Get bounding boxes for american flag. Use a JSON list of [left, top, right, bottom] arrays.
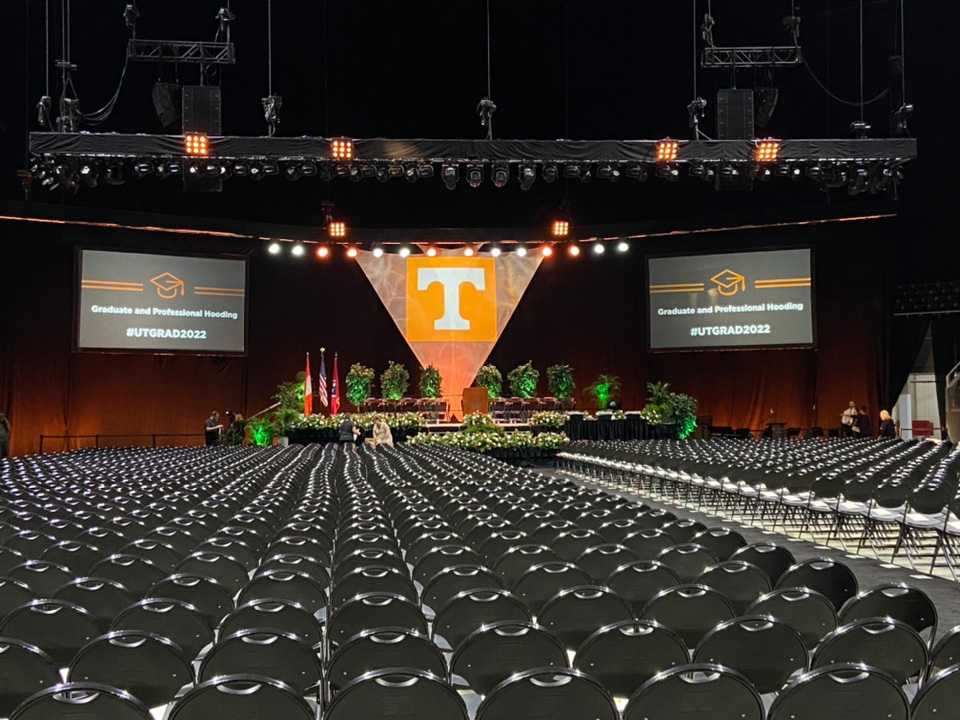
[[317, 351, 329, 408]]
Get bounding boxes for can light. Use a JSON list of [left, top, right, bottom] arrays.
[[316, 246, 330, 259], [372, 246, 384, 258], [616, 240, 630, 253], [346, 246, 359, 259], [267, 242, 282, 255], [426, 246, 438, 257], [515, 245, 528, 257], [399, 246, 411, 258], [291, 244, 306, 257], [541, 245, 554, 258], [592, 243, 606, 255], [567, 244, 581, 257], [463, 246, 475, 257]]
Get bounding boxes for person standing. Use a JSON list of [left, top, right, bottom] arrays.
[[841, 401, 858, 437], [879, 410, 896, 438], [0, 413, 10, 458], [204, 411, 222, 447], [853, 406, 872, 439]]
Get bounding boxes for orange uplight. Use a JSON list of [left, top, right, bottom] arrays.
[[426, 246, 438, 257], [541, 245, 554, 257], [656, 139, 679, 163], [183, 133, 209, 157], [316, 245, 330, 259], [346, 246, 358, 258], [328, 221, 347, 238], [567, 243, 581, 257], [551, 219, 570, 238], [330, 138, 354, 161], [755, 139, 781, 163]]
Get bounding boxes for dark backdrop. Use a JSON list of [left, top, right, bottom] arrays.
[[0, 214, 892, 455]]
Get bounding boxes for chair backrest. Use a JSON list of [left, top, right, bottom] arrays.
[[331, 565, 415, 610], [621, 529, 676, 561], [623, 663, 764, 720], [433, 588, 531, 650], [912, 663, 960, 720], [776, 558, 858, 610], [605, 560, 681, 615], [641, 584, 736, 649], [328, 628, 447, 693], [690, 528, 747, 561], [928, 626, 960, 680], [767, 663, 909, 720], [54, 577, 134, 631], [539, 585, 634, 650], [747, 587, 838, 650], [0, 577, 35, 618], [573, 619, 688, 697], [476, 668, 618, 720], [199, 628, 321, 695], [68, 630, 193, 707], [512, 562, 592, 613], [0, 637, 59, 718], [168, 674, 314, 720], [0, 599, 100, 665], [11, 682, 153, 720], [693, 615, 808, 694], [576, 544, 640, 581], [111, 598, 213, 661], [730, 543, 796, 585], [149, 574, 234, 626], [450, 621, 568, 695], [326, 668, 468, 720], [219, 598, 322, 647], [838, 584, 938, 642], [422, 564, 503, 612], [662, 520, 708, 545], [413, 545, 481, 585], [696, 561, 771, 614], [656, 544, 719, 583], [8, 560, 73, 597], [328, 592, 428, 647], [812, 618, 928, 685], [92, 555, 166, 595], [176, 552, 249, 593]]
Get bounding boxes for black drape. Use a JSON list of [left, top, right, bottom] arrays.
[[932, 315, 960, 437], [884, 317, 931, 413]]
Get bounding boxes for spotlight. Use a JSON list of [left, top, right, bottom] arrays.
[[656, 164, 680, 182], [656, 139, 679, 162], [334, 163, 351, 179], [359, 164, 377, 180], [515, 245, 528, 257], [267, 242, 282, 255], [183, 133, 209, 157], [376, 164, 390, 183], [399, 246, 411, 258], [318, 163, 333, 181], [541, 245, 554, 258], [441, 164, 459, 190], [519, 164, 536, 191], [349, 165, 362, 182], [404, 164, 418, 183], [133, 161, 154, 179], [567, 243, 581, 257], [79, 162, 99, 188], [232, 162, 249, 177], [262, 161, 280, 178], [300, 161, 318, 178], [417, 164, 434, 179], [329, 221, 347, 239], [316, 245, 330, 259], [597, 164, 620, 182], [492, 163, 509, 188], [755, 139, 781, 163], [249, 164, 264, 181], [346, 246, 359, 259], [104, 162, 125, 185], [551, 219, 570, 238], [489, 245, 502, 257], [466, 164, 483, 188], [616, 240, 630, 253], [387, 164, 404, 180], [291, 244, 306, 257], [719, 164, 740, 180], [425, 246, 438, 257], [625, 163, 648, 182], [592, 243, 605, 255], [563, 165, 581, 180], [330, 138, 354, 161], [372, 246, 385, 258], [542, 164, 559, 183], [463, 246, 475, 257], [689, 163, 714, 182], [284, 163, 302, 181]]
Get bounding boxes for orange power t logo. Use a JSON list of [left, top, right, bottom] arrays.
[[406, 257, 497, 341]]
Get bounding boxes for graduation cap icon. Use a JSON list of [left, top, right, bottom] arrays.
[[150, 272, 185, 300], [710, 268, 747, 297]]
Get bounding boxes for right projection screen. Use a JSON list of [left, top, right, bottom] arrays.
[[648, 248, 815, 351]]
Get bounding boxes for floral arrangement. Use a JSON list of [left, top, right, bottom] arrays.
[[408, 430, 569, 453], [474, 365, 503, 400], [462, 412, 500, 434], [530, 411, 568, 429], [290, 412, 425, 431]]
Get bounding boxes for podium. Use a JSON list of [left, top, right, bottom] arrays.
[[462, 387, 490, 417]]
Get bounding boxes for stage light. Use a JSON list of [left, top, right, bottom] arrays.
[[464, 246, 475, 257], [318, 163, 333, 181], [346, 246, 359, 259], [399, 246, 411, 258], [755, 139, 781, 163], [328, 221, 347, 238], [597, 164, 620, 182], [689, 163, 715, 182], [519, 164, 536, 191], [133, 161, 154, 179], [359, 164, 377, 180], [541, 245, 554, 258], [492, 163, 509, 188], [625, 163, 648, 182], [249, 164, 264, 181], [349, 165, 362, 182], [334, 163, 351, 179], [262, 161, 280, 178], [316, 245, 330, 259], [466, 164, 483, 188], [567, 243, 581, 257], [656, 139, 679, 163], [616, 240, 630, 253], [267, 242, 282, 255], [232, 162, 249, 177], [489, 245, 502, 257], [425, 246, 438, 257], [376, 164, 390, 183], [515, 245, 528, 257], [417, 164, 434, 179], [542, 164, 559, 183], [441, 163, 459, 190], [79, 162, 99, 188], [330, 138, 354, 161], [104, 162, 125, 185], [387, 164, 404, 180], [563, 165, 581, 180], [184, 133, 209, 158], [291, 244, 306, 257], [592, 243, 605, 255], [372, 246, 385, 258], [284, 163, 302, 181], [551, 219, 570, 238], [656, 164, 680, 182], [404, 164, 418, 183], [300, 161, 318, 178]]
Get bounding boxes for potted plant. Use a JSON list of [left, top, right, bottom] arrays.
[[419, 365, 442, 399], [271, 373, 306, 446], [587, 374, 621, 410], [546, 364, 575, 404], [641, 381, 698, 439], [474, 365, 503, 399], [346, 364, 376, 410], [507, 361, 539, 398], [380, 361, 410, 401]]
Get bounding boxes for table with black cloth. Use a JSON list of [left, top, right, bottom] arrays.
[[562, 413, 649, 442]]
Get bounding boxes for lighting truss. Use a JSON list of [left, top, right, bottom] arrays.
[[126, 39, 236, 65], [702, 46, 802, 69]]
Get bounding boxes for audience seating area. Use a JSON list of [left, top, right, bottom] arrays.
[[0, 442, 959, 719], [559, 437, 960, 581]]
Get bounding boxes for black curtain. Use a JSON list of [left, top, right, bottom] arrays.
[[884, 317, 930, 413], [932, 315, 960, 437]]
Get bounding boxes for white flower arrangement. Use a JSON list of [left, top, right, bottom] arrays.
[[530, 411, 568, 428]]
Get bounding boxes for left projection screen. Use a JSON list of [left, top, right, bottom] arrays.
[[77, 249, 247, 354]]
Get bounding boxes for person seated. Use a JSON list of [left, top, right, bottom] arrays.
[[367, 416, 394, 448], [879, 409, 896, 438], [338, 417, 361, 445]]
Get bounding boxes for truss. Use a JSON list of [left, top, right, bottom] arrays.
[[127, 39, 236, 65], [702, 46, 802, 69]]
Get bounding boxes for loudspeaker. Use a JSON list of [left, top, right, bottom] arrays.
[[151, 82, 181, 129], [717, 89, 755, 140], [182, 85, 222, 135]]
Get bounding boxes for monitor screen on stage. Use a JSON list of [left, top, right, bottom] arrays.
[[648, 248, 814, 351], [77, 249, 247, 354]]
